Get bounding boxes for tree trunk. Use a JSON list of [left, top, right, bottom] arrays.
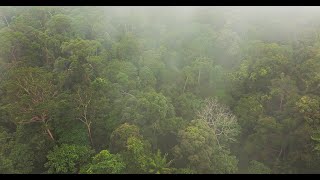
[[183, 76, 188, 94], [87, 123, 94, 147], [105, 31, 111, 39], [277, 147, 282, 160], [42, 114, 54, 141], [48, 11, 53, 17], [11, 47, 17, 63], [46, 127, 55, 141], [124, 24, 127, 33], [45, 47, 49, 66], [279, 95, 284, 111], [2, 15, 9, 27], [198, 69, 201, 85]]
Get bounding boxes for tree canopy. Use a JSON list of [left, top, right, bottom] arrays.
[[1, 6, 320, 174]]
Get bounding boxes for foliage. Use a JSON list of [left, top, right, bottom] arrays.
[[81, 150, 125, 174], [1, 6, 320, 174], [45, 144, 94, 173]]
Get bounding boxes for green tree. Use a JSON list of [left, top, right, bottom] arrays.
[[45, 144, 94, 174], [148, 149, 173, 174], [81, 150, 125, 174], [248, 160, 271, 174], [3, 67, 58, 141], [109, 123, 142, 153], [173, 119, 238, 173]]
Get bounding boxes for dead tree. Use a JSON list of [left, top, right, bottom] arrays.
[[76, 88, 94, 146], [197, 98, 239, 147]]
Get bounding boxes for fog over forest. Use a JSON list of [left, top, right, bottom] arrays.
[[0, 6, 320, 174]]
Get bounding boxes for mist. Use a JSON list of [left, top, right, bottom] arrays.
[[0, 6, 320, 174]]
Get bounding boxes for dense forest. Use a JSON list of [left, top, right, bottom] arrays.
[[0, 6, 320, 174]]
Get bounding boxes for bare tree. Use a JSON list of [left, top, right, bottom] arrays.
[[197, 98, 240, 147], [76, 88, 94, 146], [0, 11, 10, 27], [12, 69, 57, 141]]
